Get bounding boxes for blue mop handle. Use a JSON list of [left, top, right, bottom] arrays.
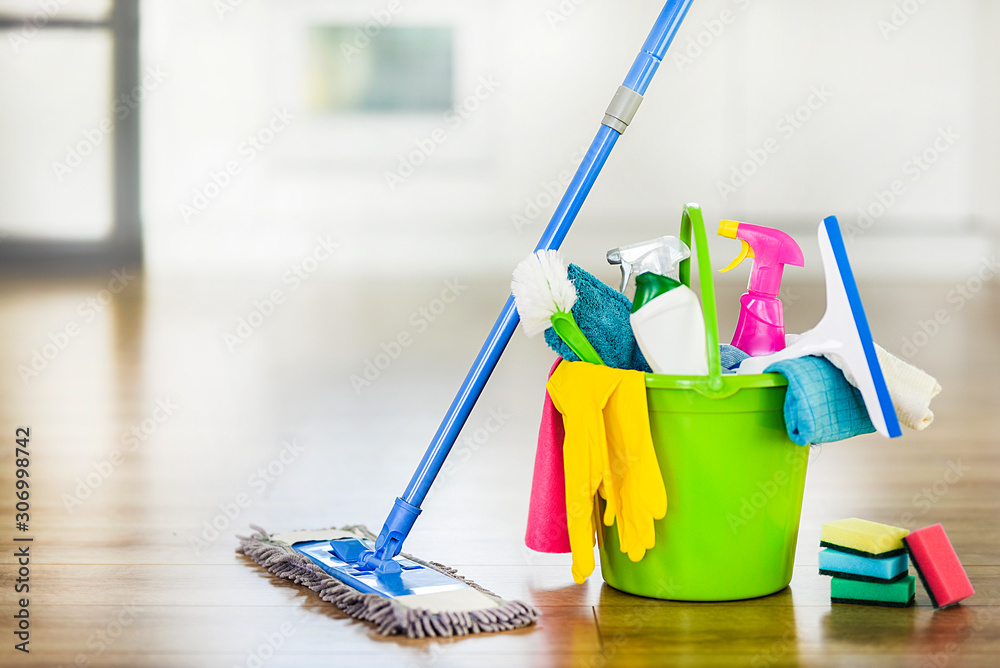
[[368, 0, 695, 563]]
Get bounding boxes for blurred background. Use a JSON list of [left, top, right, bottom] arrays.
[[2, 0, 997, 279]]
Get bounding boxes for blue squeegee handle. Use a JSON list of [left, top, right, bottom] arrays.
[[365, 0, 695, 566]]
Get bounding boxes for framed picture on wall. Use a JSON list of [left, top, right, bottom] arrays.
[[266, 0, 503, 181]]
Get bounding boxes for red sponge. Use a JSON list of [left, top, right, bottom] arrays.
[[903, 524, 975, 609]]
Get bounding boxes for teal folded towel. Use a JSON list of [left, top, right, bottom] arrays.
[[543, 264, 651, 372], [767, 356, 875, 446], [723, 347, 875, 446]]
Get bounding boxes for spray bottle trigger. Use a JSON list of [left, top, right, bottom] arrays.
[[719, 241, 754, 273]]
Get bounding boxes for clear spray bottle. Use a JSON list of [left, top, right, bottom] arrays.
[[627, 239, 709, 376]]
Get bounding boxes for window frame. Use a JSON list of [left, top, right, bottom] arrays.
[[0, 0, 141, 270]]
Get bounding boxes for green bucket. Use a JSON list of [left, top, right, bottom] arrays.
[[596, 205, 809, 601]]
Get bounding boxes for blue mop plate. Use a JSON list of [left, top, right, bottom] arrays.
[[242, 527, 533, 635], [294, 538, 472, 599]]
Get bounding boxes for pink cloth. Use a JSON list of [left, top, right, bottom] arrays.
[[525, 358, 571, 553]]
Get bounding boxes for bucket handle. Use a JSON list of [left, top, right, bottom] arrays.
[[678, 204, 725, 395]]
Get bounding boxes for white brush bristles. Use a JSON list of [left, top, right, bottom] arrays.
[[511, 250, 578, 337]]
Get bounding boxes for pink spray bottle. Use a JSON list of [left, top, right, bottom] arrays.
[[718, 220, 805, 357]]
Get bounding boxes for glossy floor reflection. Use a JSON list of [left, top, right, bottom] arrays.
[[0, 270, 997, 667]]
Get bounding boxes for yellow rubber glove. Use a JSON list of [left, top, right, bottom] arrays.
[[547, 362, 624, 584], [604, 373, 667, 562], [547, 362, 668, 582]]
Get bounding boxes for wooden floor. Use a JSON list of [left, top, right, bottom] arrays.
[[1, 269, 997, 667]]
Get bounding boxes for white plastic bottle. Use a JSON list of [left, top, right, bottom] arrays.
[[630, 273, 708, 376]]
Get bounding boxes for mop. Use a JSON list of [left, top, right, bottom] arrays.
[[238, 0, 697, 637]]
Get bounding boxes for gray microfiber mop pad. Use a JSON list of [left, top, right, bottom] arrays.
[[544, 263, 652, 372], [236, 525, 539, 638]]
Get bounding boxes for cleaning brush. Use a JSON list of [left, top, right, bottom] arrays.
[[512, 250, 604, 365]]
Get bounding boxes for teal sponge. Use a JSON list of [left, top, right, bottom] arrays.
[[831, 575, 916, 608], [819, 548, 909, 583]]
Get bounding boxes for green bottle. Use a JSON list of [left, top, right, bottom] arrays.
[[631, 273, 682, 313]]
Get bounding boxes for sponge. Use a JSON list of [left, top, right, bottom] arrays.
[[820, 518, 909, 558], [831, 575, 916, 608], [904, 524, 975, 609], [818, 548, 909, 583]]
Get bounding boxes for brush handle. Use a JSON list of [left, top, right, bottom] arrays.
[[365, 0, 696, 566], [551, 312, 605, 366]]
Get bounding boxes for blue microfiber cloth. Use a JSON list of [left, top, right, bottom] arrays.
[[722, 347, 875, 446], [719, 344, 750, 373], [767, 356, 875, 446], [543, 264, 651, 372]]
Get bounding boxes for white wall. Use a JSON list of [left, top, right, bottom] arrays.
[[141, 0, 999, 280]]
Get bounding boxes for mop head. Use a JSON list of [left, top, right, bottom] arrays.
[[236, 525, 539, 638]]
